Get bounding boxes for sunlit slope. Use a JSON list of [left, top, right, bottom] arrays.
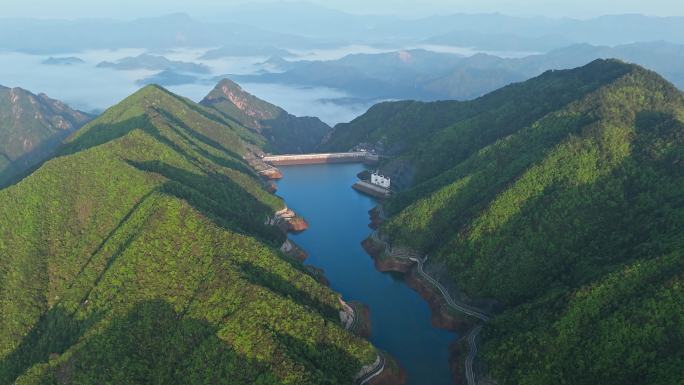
[[337, 60, 684, 385], [0, 85, 375, 385], [202, 79, 331, 153]]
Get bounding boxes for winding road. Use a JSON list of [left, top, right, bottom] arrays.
[[465, 325, 483, 385], [345, 300, 360, 332], [410, 257, 489, 322], [348, 307, 359, 331], [370, 230, 489, 385], [356, 354, 386, 385]]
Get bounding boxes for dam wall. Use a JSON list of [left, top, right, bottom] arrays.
[[263, 152, 379, 166]]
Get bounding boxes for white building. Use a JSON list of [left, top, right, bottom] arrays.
[[370, 172, 391, 189]]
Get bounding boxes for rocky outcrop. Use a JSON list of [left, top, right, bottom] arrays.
[[368, 207, 384, 230], [361, 236, 414, 273], [405, 269, 474, 333], [361, 237, 386, 260], [269, 207, 309, 234], [349, 301, 372, 339], [243, 148, 283, 181], [265, 181, 278, 193], [373, 253, 414, 273], [258, 167, 283, 180], [280, 239, 308, 261], [283, 216, 309, 232], [339, 298, 356, 330]]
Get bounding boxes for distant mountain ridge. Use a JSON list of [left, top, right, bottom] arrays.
[[42, 56, 85, 66], [0, 85, 91, 186], [201, 4, 684, 48], [239, 42, 684, 103], [231, 49, 464, 100], [201, 79, 331, 153], [97, 53, 210, 73], [0, 13, 331, 54]]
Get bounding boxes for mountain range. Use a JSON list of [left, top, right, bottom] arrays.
[[204, 3, 684, 48], [0, 13, 330, 54], [0, 55, 682, 385], [97, 53, 210, 74], [236, 41, 684, 102], [5, 10, 684, 55], [0, 84, 375, 385], [324, 59, 684, 385], [0, 77, 326, 191], [0, 86, 91, 186]]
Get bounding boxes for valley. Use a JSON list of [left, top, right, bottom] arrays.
[[274, 163, 456, 385], [0, 7, 683, 383]]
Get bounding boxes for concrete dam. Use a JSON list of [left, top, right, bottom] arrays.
[[262, 152, 379, 166]]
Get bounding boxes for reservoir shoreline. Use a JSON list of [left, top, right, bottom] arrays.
[[361, 210, 495, 385], [271, 163, 458, 385]]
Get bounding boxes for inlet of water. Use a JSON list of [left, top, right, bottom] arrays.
[[276, 163, 456, 385]]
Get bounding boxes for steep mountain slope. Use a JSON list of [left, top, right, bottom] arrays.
[[0, 86, 91, 186], [333, 60, 684, 385], [0, 85, 375, 384], [324, 58, 635, 163], [201, 79, 331, 153]]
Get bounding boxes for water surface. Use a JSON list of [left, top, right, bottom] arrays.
[[276, 163, 456, 385]]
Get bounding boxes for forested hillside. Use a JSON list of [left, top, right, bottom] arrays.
[[0, 86, 91, 186], [201, 79, 331, 153], [332, 60, 684, 385], [0, 85, 375, 385]]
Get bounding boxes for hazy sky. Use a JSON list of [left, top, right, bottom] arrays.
[[3, 0, 684, 19]]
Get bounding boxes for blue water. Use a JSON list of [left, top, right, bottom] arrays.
[[276, 163, 456, 385]]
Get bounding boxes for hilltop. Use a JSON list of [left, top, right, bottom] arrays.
[[201, 79, 331, 153]]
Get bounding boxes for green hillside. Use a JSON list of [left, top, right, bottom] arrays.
[[0, 85, 375, 385], [0, 86, 91, 186], [331, 60, 684, 385], [201, 79, 331, 154]]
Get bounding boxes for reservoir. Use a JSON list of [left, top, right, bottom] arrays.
[[276, 163, 457, 385]]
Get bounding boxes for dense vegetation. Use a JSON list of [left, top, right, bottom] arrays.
[[201, 79, 331, 154], [0, 86, 91, 187], [0, 85, 375, 385], [330, 60, 684, 385]]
